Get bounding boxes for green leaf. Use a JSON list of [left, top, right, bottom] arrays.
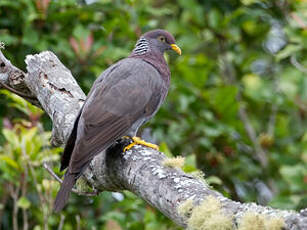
[[22, 27, 39, 46], [1, 90, 42, 116], [208, 9, 222, 29], [17, 196, 31, 209], [159, 142, 173, 157], [205, 86, 239, 122], [182, 155, 197, 173], [73, 25, 90, 40], [33, 225, 42, 230], [2, 129, 19, 148], [280, 165, 306, 192], [22, 127, 38, 156], [206, 176, 222, 185], [0, 155, 19, 169], [241, 0, 258, 5], [0, 33, 18, 45], [276, 44, 302, 61]]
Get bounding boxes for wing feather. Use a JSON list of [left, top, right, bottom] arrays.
[[67, 58, 163, 175], [60, 110, 81, 171]]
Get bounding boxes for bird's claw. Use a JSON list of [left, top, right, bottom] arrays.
[[123, 136, 159, 152]]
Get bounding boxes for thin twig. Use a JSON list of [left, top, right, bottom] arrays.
[[0, 82, 36, 99], [57, 214, 65, 230], [290, 55, 307, 73], [43, 162, 63, 184], [267, 75, 280, 137], [43, 162, 98, 197], [21, 172, 29, 230], [267, 103, 278, 137], [217, 37, 268, 168], [238, 105, 268, 168], [290, 13, 307, 29], [21, 149, 29, 230], [27, 163, 49, 230], [0, 188, 9, 230], [9, 183, 20, 230], [76, 215, 81, 230], [294, 97, 307, 112]]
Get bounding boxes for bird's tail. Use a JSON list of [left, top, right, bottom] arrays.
[[53, 172, 76, 213]]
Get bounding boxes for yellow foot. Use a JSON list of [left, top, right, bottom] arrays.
[[124, 136, 159, 152]]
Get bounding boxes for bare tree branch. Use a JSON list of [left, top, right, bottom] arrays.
[[24, 51, 86, 146], [0, 51, 39, 106], [42, 162, 98, 197], [1, 50, 306, 229]]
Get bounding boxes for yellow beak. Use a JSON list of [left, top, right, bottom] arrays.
[[170, 44, 182, 55]]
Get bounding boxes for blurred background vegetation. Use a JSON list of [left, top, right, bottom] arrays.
[[0, 0, 306, 229]]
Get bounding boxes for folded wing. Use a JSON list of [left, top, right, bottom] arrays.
[[65, 58, 163, 175]]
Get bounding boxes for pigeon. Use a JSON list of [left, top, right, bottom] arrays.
[[53, 29, 181, 212]]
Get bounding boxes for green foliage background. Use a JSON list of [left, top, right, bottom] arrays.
[[0, 0, 306, 229]]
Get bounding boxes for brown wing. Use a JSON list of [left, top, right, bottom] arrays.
[[68, 58, 163, 175]]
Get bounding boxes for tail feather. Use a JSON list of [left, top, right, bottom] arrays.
[[53, 173, 76, 213], [60, 111, 82, 171]]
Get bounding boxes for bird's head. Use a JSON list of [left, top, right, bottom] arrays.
[[134, 29, 181, 56]]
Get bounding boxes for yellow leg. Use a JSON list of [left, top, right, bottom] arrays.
[[124, 136, 159, 152]]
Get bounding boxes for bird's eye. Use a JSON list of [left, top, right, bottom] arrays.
[[158, 36, 166, 42]]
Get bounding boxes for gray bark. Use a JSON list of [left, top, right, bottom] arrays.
[[0, 51, 39, 106], [1, 50, 306, 229]]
